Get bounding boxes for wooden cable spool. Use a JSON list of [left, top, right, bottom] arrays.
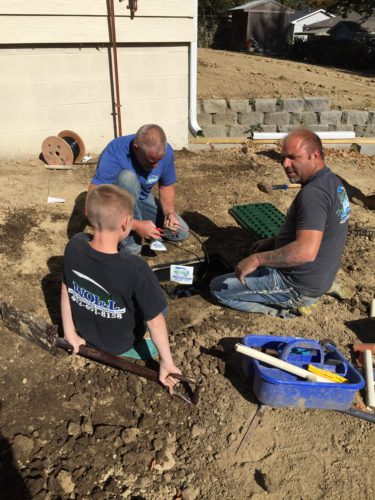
[[41, 130, 85, 166]]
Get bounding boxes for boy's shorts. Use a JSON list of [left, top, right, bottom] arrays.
[[119, 335, 159, 361]]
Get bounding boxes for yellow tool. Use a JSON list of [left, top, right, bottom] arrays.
[[307, 365, 348, 383]]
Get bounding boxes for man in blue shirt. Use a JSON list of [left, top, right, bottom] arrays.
[[90, 124, 189, 253]]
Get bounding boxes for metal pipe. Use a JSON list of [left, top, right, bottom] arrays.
[[108, 0, 122, 137], [56, 338, 201, 405], [188, 0, 202, 136]]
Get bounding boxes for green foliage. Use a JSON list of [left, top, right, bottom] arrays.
[[198, 0, 242, 18], [329, 0, 374, 18], [246, 123, 264, 134]]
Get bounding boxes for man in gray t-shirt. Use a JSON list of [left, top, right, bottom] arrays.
[[210, 128, 350, 317]]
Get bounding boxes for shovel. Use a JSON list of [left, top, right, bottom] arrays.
[[0, 301, 202, 405]]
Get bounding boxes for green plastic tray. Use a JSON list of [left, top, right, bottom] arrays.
[[229, 203, 285, 239]]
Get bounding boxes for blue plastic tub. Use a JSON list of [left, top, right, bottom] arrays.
[[242, 335, 365, 410]]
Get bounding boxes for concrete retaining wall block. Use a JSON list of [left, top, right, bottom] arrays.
[[228, 99, 252, 113], [255, 99, 277, 113], [320, 111, 342, 125], [341, 110, 368, 125], [278, 125, 299, 133], [290, 112, 317, 125], [214, 111, 237, 125], [306, 124, 329, 132], [259, 125, 277, 133], [201, 125, 228, 137], [354, 124, 375, 136], [304, 97, 331, 111], [202, 99, 227, 114], [368, 111, 375, 124], [228, 125, 251, 137], [238, 112, 264, 126], [197, 113, 213, 126], [328, 124, 354, 131], [264, 112, 290, 126], [281, 98, 305, 112]]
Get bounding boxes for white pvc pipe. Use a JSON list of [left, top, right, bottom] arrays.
[[252, 131, 356, 140], [235, 343, 333, 383], [364, 349, 375, 410], [188, 0, 202, 136], [370, 298, 375, 318]]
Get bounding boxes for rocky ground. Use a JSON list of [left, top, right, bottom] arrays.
[[1, 141, 375, 498]]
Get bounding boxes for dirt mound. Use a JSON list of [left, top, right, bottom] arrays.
[[198, 48, 375, 110]]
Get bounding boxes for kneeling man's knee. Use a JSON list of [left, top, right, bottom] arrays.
[[116, 170, 139, 192]]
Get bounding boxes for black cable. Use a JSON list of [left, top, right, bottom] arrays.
[[164, 227, 210, 267]]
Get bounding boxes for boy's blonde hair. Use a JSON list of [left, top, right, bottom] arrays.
[[86, 185, 134, 231]]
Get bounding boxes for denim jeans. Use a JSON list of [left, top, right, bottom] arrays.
[[115, 170, 189, 254], [210, 267, 319, 318]]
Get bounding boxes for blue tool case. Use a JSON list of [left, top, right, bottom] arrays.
[[242, 335, 365, 410]]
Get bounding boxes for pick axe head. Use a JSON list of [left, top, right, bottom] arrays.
[[0, 302, 58, 354]]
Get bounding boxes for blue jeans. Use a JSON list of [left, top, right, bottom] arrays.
[[210, 267, 319, 318], [115, 170, 189, 254]]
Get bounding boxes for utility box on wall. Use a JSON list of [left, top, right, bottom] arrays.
[[0, 1, 195, 157]]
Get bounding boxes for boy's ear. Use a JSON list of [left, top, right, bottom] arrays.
[[121, 214, 133, 231]]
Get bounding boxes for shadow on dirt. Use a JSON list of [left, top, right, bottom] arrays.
[[42, 192, 88, 326], [345, 318, 375, 344], [255, 149, 282, 162], [67, 191, 88, 239], [201, 337, 259, 404], [41, 256, 63, 328], [181, 210, 255, 264]]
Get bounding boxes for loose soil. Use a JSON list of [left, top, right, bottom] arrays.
[[198, 49, 375, 110], [1, 53, 375, 499]]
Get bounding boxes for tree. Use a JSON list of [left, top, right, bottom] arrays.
[[329, 1, 374, 18]]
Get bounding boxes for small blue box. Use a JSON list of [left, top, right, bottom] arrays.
[[243, 335, 365, 410]]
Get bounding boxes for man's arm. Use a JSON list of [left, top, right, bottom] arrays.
[[250, 236, 276, 254], [158, 184, 179, 230], [236, 229, 323, 284], [61, 283, 86, 354], [146, 312, 181, 394]]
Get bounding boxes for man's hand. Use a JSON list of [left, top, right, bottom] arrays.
[[159, 360, 182, 395], [133, 220, 161, 240], [164, 212, 178, 231], [235, 254, 261, 284], [250, 237, 276, 254], [65, 334, 86, 355]]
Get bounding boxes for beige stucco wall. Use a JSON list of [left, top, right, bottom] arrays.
[[0, 0, 194, 158]]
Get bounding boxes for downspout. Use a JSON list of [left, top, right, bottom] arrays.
[[189, 0, 203, 136], [108, 0, 123, 137]]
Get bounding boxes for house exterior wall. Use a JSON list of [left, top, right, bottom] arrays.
[[230, 2, 292, 53], [293, 12, 332, 41], [248, 5, 291, 52], [0, 1, 194, 158]]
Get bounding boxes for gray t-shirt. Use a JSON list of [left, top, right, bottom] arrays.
[[275, 166, 350, 297]]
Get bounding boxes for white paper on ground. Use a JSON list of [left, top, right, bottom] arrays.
[[150, 240, 167, 251], [47, 196, 65, 203], [170, 265, 194, 284]]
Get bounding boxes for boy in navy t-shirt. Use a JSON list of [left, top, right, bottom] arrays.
[[61, 184, 181, 392]]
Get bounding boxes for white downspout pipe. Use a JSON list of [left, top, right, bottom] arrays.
[[189, 0, 202, 136]]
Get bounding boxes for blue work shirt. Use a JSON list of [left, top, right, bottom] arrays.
[[92, 134, 176, 200]]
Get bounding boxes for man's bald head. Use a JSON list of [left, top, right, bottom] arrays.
[[134, 124, 167, 157], [283, 128, 324, 160]]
